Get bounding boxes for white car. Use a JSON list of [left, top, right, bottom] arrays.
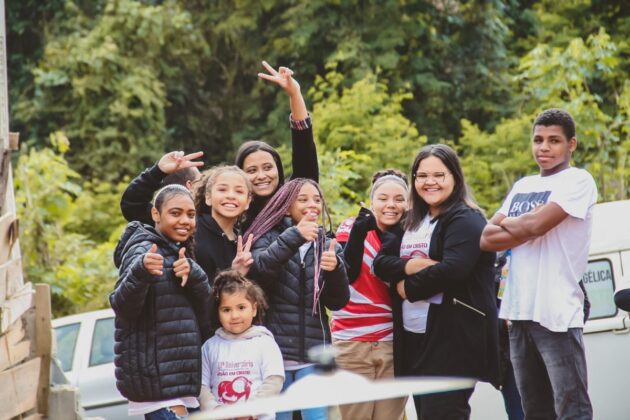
[[52, 308, 137, 419], [471, 200, 630, 420]]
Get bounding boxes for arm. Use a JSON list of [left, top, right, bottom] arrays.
[[320, 241, 350, 310], [372, 227, 407, 282], [404, 212, 486, 302], [253, 375, 284, 399], [250, 227, 306, 288], [199, 385, 219, 411], [480, 213, 525, 252], [120, 151, 204, 224], [258, 61, 318, 182], [120, 164, 165, 225], [109, 243, 154, 320], [339, 209, 377, 283], [499, 202, 569, 240], [185, 262, 213, 342]]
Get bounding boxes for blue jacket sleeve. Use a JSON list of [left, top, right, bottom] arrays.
[[250, 227, 306, 288], [109, 242, 155, 320]]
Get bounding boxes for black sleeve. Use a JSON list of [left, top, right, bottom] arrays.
[[372, 227, 407, 283], [250, 228, 305, 289], [320, 241, 350, 310], [614, 288, 630, 311], [109, 242, 154, 320], [120, 163, 166, 225], [404, 213, 484, 302], [184, 260, 213, 342], [290, 122, 318, 182]]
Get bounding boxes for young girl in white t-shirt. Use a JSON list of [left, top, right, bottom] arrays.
[[199, 270, 284, 417]]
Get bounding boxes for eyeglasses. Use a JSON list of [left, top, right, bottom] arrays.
[[413, 172, 449, 184]]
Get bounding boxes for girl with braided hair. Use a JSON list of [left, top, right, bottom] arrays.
[[199, 270, 284, 418], [244, 178, 349, 420]]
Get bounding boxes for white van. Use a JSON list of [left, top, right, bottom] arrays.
[[470, 199, 630, 420]]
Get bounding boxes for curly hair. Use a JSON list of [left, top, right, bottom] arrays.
[[213, 270, 268, 326], [192, 165, 252, 215]]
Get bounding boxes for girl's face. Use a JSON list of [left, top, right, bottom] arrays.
[[219, 290, 257, 335], [206, 172, 251, 222], [414, 155, 455, 215], [371, 181, 407, 231], [152, 194, 196, 242], [242, 151, 280, 198], [287, 183, 322, 224]]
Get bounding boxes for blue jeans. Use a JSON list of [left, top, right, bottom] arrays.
[[276, 365, 328, 420], [144, 408, 185, 420], [509, 321, 592, 420]]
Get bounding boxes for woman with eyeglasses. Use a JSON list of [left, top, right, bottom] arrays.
[[373, 144, 499, 420]]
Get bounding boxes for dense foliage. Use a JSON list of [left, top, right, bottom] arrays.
[[8, 0, 629, 315]]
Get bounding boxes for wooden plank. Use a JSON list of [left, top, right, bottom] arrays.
[[35, 284, 52, 415], [0, 318, 29, 371], [48, 384, 80, 420], [8, 132, 18, 151], [0, 357, 41, 420], [0, 282, 33, 333], [0, 211, 17, 265], [0, 256, 22, 303], [21, 414, 43, 420]]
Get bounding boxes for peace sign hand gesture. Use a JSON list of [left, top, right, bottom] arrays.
[[258, 61, 301, 98], [321, 239, 339, 272], [157, 151, 204, 175], [232, 234, 254, 276]]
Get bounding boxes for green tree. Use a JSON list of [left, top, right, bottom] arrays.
[[14, 133, 126, 316]]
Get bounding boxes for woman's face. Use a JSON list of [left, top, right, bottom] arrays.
[[287, 183, 322, 224], [414, 155, 455, 215], [242, 150, 280, 198], [371, 181, 407, 231]]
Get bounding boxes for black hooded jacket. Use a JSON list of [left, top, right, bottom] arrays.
[[110, 222, 211, 402]]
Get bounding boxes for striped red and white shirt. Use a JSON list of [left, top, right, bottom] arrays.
[[331, 217, 393, 341]]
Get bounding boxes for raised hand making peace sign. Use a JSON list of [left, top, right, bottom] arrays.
[[157, 151, 204, 175], [257, 61, 308, 121], [232, 234, 254, 276]]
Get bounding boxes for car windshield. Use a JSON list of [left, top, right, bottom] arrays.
[[90, 317, 115, 367], [54, 322, 80, 372]]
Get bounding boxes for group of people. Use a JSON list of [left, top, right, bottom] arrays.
[[110, 62, 597, 420]]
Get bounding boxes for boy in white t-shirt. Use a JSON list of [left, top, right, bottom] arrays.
[[480, 109, 596, 420]]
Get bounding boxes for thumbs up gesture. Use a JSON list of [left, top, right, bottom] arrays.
[[296, 212, 319, 242], [143, 244, 164, 276], [173, 247, 191, 287], [320, 239, 338, 272]]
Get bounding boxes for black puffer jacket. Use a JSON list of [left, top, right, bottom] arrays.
[[110, 222, 212, 402], [250, 218, 350, 362]]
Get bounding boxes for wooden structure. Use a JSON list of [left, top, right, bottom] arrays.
[[0, 1, 67, 418]]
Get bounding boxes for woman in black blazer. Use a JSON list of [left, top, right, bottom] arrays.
[[373, 144, 499, 420]]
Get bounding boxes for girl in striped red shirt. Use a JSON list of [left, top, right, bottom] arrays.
[[331, 170, 409, 420]]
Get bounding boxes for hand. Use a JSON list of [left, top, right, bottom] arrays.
[[232, 234, 254, 276], [396, 280, 407, 299], [354, 204, 378, 232], [296, 213, 319, 242], [143, 244, 163, 276], [173, 247, 190, 287], [404, 258, 438, 275], [158, 151, 204, 174], [320, 239, 338, 272], [258, 61, 301, 98]]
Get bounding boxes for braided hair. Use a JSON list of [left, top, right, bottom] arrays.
[[213, 270, 268, 325], [153, 184, 197, 260]]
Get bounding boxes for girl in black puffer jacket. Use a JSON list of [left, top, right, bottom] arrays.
[[244, 178, 349, 420], [110, 184, 211, 419]]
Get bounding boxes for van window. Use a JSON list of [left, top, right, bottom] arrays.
[[54, 323, 80, 372], [89, 317, 115, 367], [582, 259, 617, 319]]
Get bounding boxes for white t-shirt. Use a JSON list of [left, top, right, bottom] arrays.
[[497, 167, 597, 332], [400, 214, 442, 333], [201, 325, 284, 414], [128, 397, 199, 416]]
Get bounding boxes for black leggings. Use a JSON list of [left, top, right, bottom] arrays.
[[402, 330, 475, 420]]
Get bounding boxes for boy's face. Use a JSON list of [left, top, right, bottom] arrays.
[[532, 125, 576, 176]]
